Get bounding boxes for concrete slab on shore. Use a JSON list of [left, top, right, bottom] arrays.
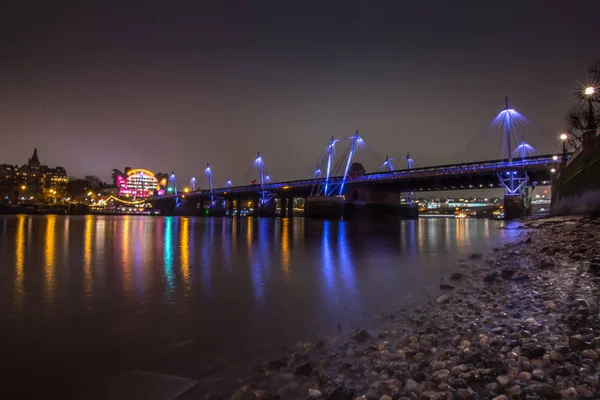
[[81, 370, 197, 400]]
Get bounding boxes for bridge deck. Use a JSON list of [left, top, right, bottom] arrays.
[[150, 154, 559, 200]]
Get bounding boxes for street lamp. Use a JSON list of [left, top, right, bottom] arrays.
[[582, 86, 597, 145], [560, 133, 568, 161]]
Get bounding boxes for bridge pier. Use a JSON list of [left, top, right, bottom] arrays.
[[503, 192, 532, 219], [227, 200, 234, 217], [280, 197, 287, 218], [287, 196, 294, 218], [235, 199, 241, 216], [259, 198, 276, 217], [207, 200, 226, 217], [153, 198, 176, 215]]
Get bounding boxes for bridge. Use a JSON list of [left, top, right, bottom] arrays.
[[149, 98, 563, 219]]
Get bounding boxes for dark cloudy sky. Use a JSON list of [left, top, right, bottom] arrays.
[[1, 0, 599, 186]]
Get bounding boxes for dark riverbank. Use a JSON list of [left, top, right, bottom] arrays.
[[210, 216, 600, 400]]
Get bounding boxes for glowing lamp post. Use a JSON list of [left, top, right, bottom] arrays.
[[584, 86, 595, 96], [560, 133, 568, 162], [582, 86, 597, 146]]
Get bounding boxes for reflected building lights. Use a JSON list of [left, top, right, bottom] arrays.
[[247, 218, 264, 304], [180, 217, 191, 292], [44, 215, 57, 314], [293, 218, 304, 245], [122, 216, 132, 292], [231, 217, 237, 251], [222, 219, 232, 271], [281, 218, 290, 281], [202, 219, 213, 297], [258, 218, 271, 276], [337, 222, 356, 292], [83, 215, 93, 303], [13, 215, 26, 309], [163, 217, 175, 294], [454, 219, 466, 248], [63, 217, 70, 261], [321, 221, 336, 301]]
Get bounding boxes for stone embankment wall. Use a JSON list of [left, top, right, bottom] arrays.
[[551, 135, 600, 216]]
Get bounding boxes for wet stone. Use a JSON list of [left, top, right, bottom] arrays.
[[351, 330, 373, 343], [436, 295, 450, 304], [450, 272, 464, 280]]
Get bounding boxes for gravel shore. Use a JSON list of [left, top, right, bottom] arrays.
[[213, 217, 600, 400]]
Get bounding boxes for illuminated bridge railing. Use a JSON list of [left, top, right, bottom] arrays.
[[152, 154, 560, 199]]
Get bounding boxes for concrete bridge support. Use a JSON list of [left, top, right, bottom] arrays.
[[287, 196, 294, 218], [153, 198, 176, 215], [179, 198, 205, 216], [207, 201, 226, 217], [227, 200, 234, 217], [235, 199, 241, 216], [259, 198, 276, 217], [503, 193, 531, 219], [280, 197, 287, 218]]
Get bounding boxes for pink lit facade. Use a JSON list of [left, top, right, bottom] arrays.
[[117, 169, 161, 199]]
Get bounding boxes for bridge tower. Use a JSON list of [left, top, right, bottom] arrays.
[[339, 131, 362, 196], [498, 97, 533, 219], [205, 163, 213, 203]]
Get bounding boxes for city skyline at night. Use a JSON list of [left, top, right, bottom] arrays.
[[2, 0, 599, 185]]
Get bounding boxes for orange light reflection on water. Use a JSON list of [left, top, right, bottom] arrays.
[[180, 217, 191, 292], [13, 216, 26, 308], [122, 216, 131, 292], [281, 218, 290, 281], [83, 215, 93, 302], [44, 215, 57, 314]]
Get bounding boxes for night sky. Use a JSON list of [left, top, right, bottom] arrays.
[[2, 0, 599, 186]]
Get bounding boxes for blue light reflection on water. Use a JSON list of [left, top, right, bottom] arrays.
[[201, 218, 213, 298], [337, 222, 356, 293], [163, 217, 175, 297], [321, 221, 335, 303], [0, 215, 527, 399]]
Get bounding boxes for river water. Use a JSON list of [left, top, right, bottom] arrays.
[[0, 215, 519, 397]]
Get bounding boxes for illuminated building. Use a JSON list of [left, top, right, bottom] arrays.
[[118, 169, 161, 198], [41, 166, 68, 203], [0, 149, 68, 204]]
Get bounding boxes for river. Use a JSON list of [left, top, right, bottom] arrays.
[[0, 215, 519, 398]]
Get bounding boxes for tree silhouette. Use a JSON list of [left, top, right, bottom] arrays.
[[564, 59, 600, 151]]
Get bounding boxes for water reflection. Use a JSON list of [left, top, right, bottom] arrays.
[[281, 219, 291, 281], [13, 216, 26, 309], [83, 216, 93, 304], [338, 222, 356, 292], [163, 217, 175, 296], [321, 221, 335, 301], [44, 215, 57, 315], [122, 216, 132, 292], [0, 214, 519, 398], [180, 217, 191, 294], [201, 219, 213, 298]]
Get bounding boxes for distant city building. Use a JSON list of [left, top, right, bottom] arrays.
[[40, 165, 68, 203], [0, 148, 68, 204], [117, 169, 161, 198]]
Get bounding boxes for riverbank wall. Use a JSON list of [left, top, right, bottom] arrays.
[[551, 134, 600, 216]]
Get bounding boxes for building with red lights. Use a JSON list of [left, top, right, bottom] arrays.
[[116, 169, 161, 199]]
